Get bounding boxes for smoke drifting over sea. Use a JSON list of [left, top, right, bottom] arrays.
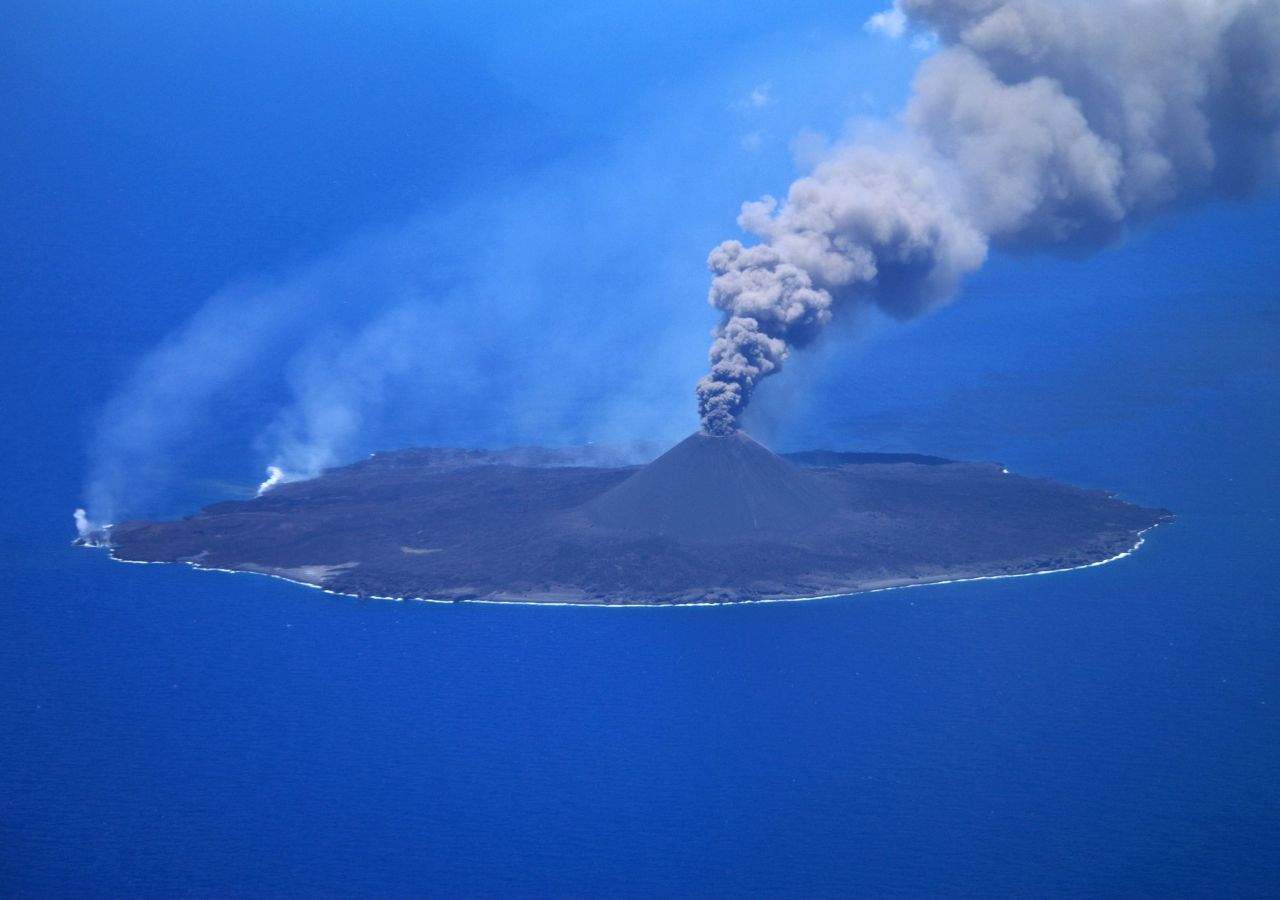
[[77, 94, 726, 525], [77, 0, 1280, 526], [697, 0, 1280, 434]]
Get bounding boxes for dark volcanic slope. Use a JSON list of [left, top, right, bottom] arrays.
[[586, 432, 836, 539], [102, 433, 1172, 605]]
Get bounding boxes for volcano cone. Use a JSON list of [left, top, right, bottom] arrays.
[[584, 431, 836, 540]]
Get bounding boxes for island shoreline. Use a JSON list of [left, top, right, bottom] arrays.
[[93, 521, 1169, 608]]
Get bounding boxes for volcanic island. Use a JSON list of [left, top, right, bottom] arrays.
[[87, 431, 1172, 605]]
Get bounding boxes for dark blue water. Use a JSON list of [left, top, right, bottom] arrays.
[[3, 4, 1278, 894], [5, 235, 1280, 896], [3, 213, 1278, 898], [4, 376, 1279, 897]]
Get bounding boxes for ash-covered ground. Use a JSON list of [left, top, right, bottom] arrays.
[[98, 433, 1171, 604]]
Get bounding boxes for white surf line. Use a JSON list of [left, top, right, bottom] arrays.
[[92, 520, 1168, 609], [777, 523, 1165, 606]]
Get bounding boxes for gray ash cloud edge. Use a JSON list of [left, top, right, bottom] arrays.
[[696, 0, 1280, 435]]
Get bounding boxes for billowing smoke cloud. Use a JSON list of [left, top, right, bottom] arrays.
[[697, 0, 1280, 434]]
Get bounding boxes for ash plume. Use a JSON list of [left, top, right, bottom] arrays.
[[697, 0, 1280, 434]]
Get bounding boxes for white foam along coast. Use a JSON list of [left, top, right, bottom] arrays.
[[87, 520, 1168, 609]]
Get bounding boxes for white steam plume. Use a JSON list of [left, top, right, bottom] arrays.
[[697, 0, 1280, 434], [255, 466, 287, 496], [79, 236, 404, 526], [78, 75, 745, 525], [255, 302, 440, 484]]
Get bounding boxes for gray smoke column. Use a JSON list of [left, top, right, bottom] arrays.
[[697, 0, 1280, 434]]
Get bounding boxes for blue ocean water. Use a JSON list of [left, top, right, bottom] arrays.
[[3, 313, 1279, 897], [3, 4, 1278, 895]]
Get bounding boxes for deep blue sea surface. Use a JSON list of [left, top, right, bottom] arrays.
[[4, 329, 1279, 897], [3, 4, 1278, 894]]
